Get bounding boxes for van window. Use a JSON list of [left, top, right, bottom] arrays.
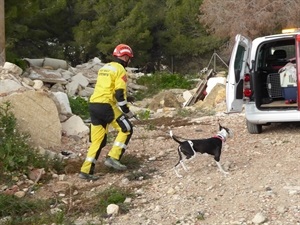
[[258, 39, 295, 71], [234, 45, 246, 82], [272, 45, 295, 60]]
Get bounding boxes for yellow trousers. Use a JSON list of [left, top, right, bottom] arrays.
[[80, 104, 133, 175]]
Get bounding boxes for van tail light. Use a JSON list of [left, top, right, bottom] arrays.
[[243, 73, 252, 98], [244, 88, 252, 97], [244, 73, 250, 82]]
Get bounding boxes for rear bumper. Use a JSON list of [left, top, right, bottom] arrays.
[[245, 102, 300, 124]]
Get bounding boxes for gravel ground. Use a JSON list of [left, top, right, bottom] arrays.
[[36, 112, 300, 225]]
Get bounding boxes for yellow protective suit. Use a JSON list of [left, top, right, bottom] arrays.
[[80, 60, 133, 175]]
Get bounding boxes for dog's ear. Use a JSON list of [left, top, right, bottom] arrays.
[[219, 123, 222, 130]]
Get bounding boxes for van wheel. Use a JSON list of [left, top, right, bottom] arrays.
[[246, 120, 262, 134]]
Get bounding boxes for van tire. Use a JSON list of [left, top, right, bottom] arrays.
[[246, 120, 262, 134]]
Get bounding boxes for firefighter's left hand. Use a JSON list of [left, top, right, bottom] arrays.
[[127, 96, 135, 103], [125, 111, 134, 119]]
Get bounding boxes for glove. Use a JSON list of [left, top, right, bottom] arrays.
[[125, 111, 134, 119], [127, 96, 135, 103]]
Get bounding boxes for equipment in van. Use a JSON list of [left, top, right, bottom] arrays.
[[279, 62, 297, 102]]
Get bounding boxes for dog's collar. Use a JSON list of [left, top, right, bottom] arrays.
[[214, 134, 226, 142]]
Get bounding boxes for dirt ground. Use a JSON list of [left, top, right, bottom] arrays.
[[34, 112, 300, 225]]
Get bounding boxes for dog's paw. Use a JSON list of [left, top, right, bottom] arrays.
[[174, 168, 183, 178], [222, 171, 230, 176]]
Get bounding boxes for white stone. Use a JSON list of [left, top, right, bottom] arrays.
[[3, 62, 23, 76], [66, 80, 79, 96], [52, 91, 72, 115], [183, 90, 193, 103], [22, 77, 34, 86], [252, 212, 267, 224], [33, 79, 44, 89], [78, 86, 94, 97], [0, 79, 23, 94], [71, 73, 89, 87], [124, 197, 132, 203], [61, 70, 73, 80], [61, 115, 89, 137], [50, 208, 62, 214], [58, 174, 66, 181], [106, 204, 119, 215]]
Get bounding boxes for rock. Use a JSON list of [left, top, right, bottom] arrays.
[[51, 92, 72, 116], [22, 77, 35, 86], [148, 90, 182, 111], [0, 79, 23, 95], [61, 115, 89, 138], [252, 212, 267, 224], [28, 168, 45, 182], [0, 90, 62, 148], [3, 62, 23, 76], [28, 67, 68, 84], [107, 204, 119, 215], [14, 191, 26, 198], [33, 80, 44, 90]]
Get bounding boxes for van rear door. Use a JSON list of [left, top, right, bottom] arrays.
[[226, 34, 251, 113], [296, 34, 300, 110]]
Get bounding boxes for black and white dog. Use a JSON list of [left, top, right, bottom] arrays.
[[170, 124, 233, 177]]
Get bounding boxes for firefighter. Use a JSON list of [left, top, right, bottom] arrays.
[[79, 44, 135, 180]]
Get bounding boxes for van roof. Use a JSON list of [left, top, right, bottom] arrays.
[[255, 32, 299, 42]]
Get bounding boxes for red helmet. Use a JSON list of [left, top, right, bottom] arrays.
[[113, 44, 134, 58]]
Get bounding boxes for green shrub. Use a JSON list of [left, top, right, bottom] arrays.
[[68, 96, 89, 120], [134, 72, 193, 100], [0, 102, 38, 174], [0, 194, 73, 224], [0, 194, 48, 218], [0, 102, 65, 176], [137, 109, 151, 120]]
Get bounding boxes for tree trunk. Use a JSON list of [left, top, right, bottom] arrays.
[[0, 0, 5, 65]]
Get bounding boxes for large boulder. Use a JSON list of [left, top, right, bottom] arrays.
[[0, 90, 62, 148]]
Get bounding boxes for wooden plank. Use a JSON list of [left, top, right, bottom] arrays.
[[185, 69, 214, 106]]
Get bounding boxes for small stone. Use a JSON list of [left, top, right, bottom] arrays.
[[107, 204, 119, 215], [252, 212, 267, 224], [14, 191, 26, 198], [58, 174, 66, 181], [148, 156, 156, 161], [124, 197, 132, 203]]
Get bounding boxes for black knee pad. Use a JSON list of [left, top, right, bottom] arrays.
[[116, 115, 133, 133]]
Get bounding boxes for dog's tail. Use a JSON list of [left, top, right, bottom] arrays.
[[169, 130, 183, 144]]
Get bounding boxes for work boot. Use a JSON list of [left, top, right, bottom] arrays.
[[104, 157, 127, 171], [79, 172, 100, 181]]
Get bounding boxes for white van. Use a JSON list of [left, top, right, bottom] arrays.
[[226, 29, 300, 134]]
